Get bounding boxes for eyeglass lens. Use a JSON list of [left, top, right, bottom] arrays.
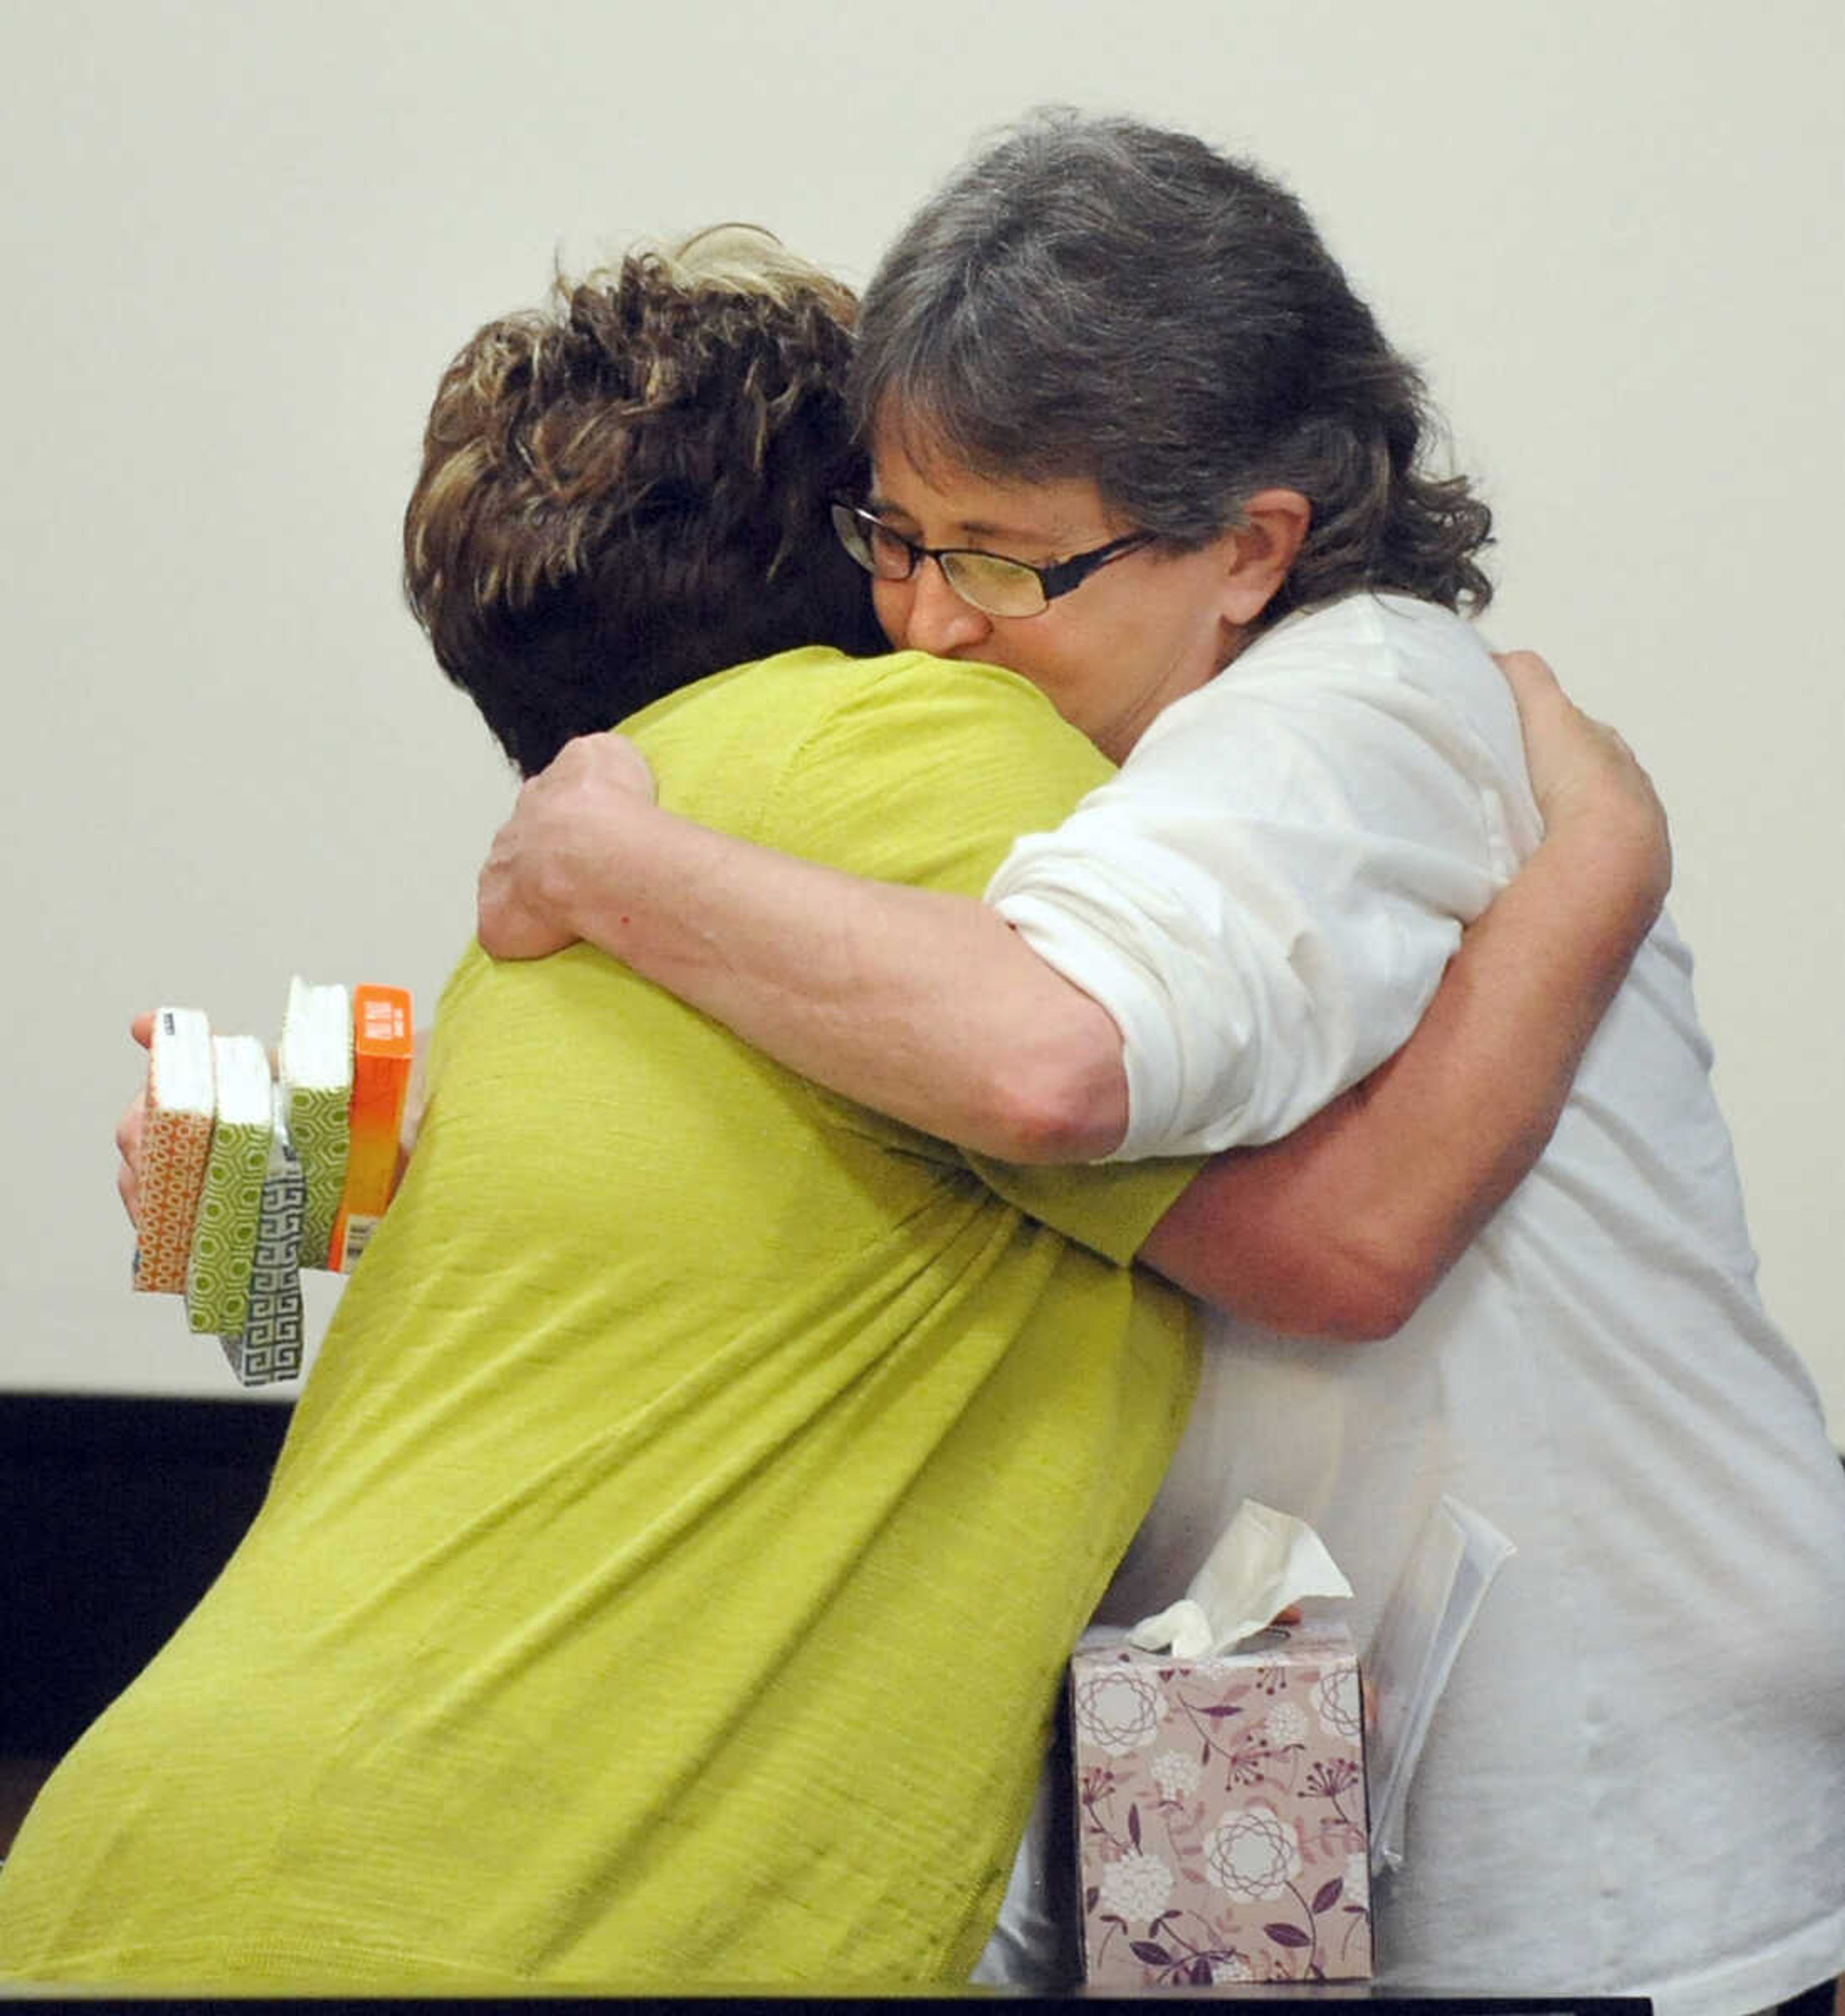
[[830, 505, 1047, 618]]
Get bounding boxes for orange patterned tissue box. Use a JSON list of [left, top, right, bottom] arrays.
[[132, 1006, 216, 1295], [1071, 1620, 1372, 1988]]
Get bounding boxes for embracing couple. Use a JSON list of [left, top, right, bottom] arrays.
[[6, 112, 1842, 2014]]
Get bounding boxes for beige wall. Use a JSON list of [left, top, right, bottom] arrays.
[[4, 0, 1840, 1433]]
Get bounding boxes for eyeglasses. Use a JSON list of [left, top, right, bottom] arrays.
[[829, 501, 1153, 619]]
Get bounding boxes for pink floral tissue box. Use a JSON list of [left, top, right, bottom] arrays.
[[1070, 1618, 1372, 1988]]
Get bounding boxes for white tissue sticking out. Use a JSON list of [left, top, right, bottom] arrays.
[[1127, 1499, 1353, 1659]]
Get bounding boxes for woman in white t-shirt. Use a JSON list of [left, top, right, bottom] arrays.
[[473, 116, 1845, 2016]]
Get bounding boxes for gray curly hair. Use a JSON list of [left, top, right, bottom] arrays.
[[849, 111, 1493, 623]]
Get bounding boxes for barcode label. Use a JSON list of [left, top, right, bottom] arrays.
[[339, 1213, 381, 1272]]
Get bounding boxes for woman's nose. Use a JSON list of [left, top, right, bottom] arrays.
[[887, 558, 994, 657]]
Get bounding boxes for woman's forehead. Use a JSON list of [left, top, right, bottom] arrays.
[[866, 424, 1123, 547]]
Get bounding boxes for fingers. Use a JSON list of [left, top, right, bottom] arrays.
[[545, 731, 659, 805], [1494, 649, 1639, 764], [1491, 648, 1562, 706], [1495, 649, 1672, 918], [119, 1015, 157, 1226], [116, 1088, 147, 1228], [1495, 647, 1638, 783]]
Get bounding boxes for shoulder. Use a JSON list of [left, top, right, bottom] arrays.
[[635, 647, 1115, 896], [627, 647, 1093, 782], [1252, 592, 1511, 728], [1229, 592, 1497, 696], [769, 653, 1115, 893], [776, 649, 1103, 779], [1139, 592, 1520, 776], [626, 645, 1074, 741]]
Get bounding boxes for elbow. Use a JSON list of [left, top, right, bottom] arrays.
[[967, 1042, 1130, 1166], [1208, 1241, 1440, 1344], [948, 947, 1130, 1164], [1299, 1235, 1450, 1343], [1305, 1260, 1430, 1344]]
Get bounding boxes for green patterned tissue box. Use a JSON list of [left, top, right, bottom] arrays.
[[185, 1036, 275, 1337], [220, 1086, 306, 1385], [281, 976, 352, 1271]]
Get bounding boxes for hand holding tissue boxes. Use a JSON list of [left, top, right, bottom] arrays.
[[1072, 1502, 1373, 1988], [128, 978, 412, 1386]]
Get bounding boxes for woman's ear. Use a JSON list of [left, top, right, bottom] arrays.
[[1220, 488, 1311, 626]]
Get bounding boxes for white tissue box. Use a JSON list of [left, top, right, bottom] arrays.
[[1070, 1619, 1373, 1987]]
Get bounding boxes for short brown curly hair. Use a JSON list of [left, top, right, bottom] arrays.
[[404, 229, 885, 776]]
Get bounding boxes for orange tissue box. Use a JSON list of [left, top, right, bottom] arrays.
[[327, 983, 414, 1274]]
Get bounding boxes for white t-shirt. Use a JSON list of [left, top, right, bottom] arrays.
[[988, 592, 1845, 2016]]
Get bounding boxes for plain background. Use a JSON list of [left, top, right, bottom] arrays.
[[4, 0, 1840, 1436]]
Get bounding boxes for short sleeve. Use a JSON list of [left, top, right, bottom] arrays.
[[752, 652, 1119, 898], [962, 1148, 1201, 1268]]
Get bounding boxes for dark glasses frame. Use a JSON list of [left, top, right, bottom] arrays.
[[830, 501, 1153, 618]]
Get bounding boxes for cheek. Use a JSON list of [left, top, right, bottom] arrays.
[[976, 643, 1077, 713], [956, 620, 1074, 700]]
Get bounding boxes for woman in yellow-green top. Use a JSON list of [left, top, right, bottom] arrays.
[[2, 234, 1655, 1992], [0, 642, 1200, 1993], [0, 244, 1215, 1992]]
